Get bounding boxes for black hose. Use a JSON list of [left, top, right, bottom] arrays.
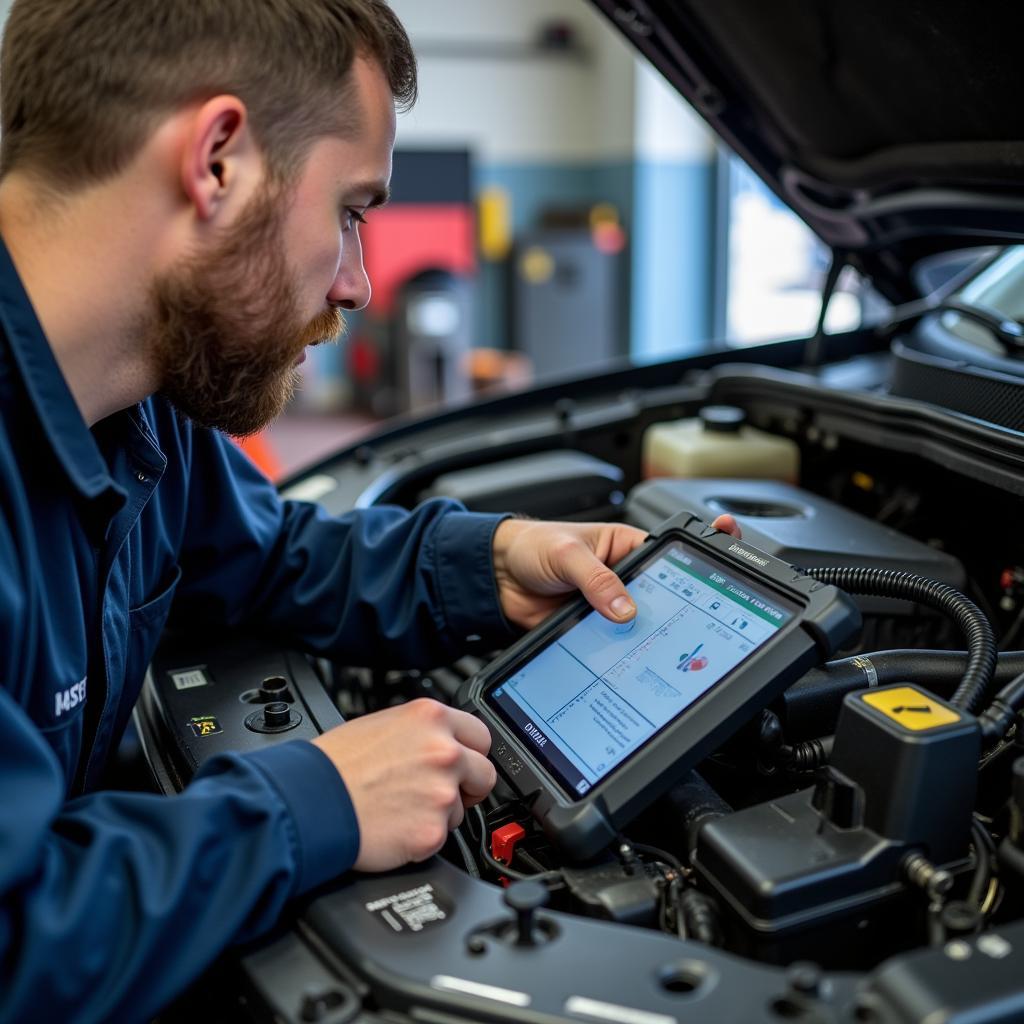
[[805, 649, 1024, 696], [664, 772, 733, 859], [978, 671, 1024, 743], [781, 650, 1024, 740], [780, 735, 833, 772], [678, 888, 723, 946], [808, 568, 997, 714]]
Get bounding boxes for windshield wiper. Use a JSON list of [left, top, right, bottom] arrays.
[[931, 298, 1024, 349]]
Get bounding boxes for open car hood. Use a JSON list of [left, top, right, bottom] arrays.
[[591, 0, 1024, 300]]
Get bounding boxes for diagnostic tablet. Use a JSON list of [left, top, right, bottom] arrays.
[[462, 511, 861, 860]]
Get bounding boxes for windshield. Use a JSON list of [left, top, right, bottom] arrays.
[[958, 247, 1024, 317]]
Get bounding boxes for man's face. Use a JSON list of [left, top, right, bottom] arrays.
[[150, 57, 396, 437]]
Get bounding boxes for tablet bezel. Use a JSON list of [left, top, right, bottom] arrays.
[[482, 537, 800, 801], [463, 512, 862, 859]]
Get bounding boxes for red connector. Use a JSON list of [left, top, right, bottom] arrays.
[[490, 822, 526, 866]]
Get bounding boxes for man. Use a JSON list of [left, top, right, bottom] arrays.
[[0, 2, 737, 1021]]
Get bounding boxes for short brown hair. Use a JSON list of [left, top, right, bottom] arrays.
[[0, 0, 416, 188]]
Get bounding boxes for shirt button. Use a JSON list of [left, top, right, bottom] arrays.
[[136, 471, 147, 483]]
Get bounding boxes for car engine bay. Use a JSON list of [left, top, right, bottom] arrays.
[[139, 326, 1024, 1024]]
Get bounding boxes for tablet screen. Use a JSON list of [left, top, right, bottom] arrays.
[[486, 541, 796, 798]]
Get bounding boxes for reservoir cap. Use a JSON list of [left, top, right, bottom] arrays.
[[699, 405, 746, 433]]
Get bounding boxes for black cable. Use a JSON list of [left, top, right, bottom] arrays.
[[615, 837, 694, 941], [968, 816, 997, 910], [451, 826, 480, 879], [808, 568, 997, 714], [516, 848, 552, 876], [624, 839, 686, 877], [666, 877, 686, 938]]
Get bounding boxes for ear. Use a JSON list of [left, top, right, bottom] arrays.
[[179, 95, 258, 222]]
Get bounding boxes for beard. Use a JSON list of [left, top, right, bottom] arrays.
[[148, 182, 344, 437]]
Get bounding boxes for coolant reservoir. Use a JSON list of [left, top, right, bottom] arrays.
[[642, 405, 799, 481]]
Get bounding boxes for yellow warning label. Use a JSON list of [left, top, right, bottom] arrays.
[[187, 715, 223, 738], [861, 686, 960, 731]]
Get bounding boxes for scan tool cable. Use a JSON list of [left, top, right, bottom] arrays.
[[808, 568, 997, 714]]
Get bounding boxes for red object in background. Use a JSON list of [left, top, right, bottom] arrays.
[[347, 334, 380, 383], [234, 433, 283, 481], [361, 204, 476, 315]]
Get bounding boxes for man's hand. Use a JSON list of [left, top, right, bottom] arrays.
[[492, 514, 741, 630], [312, 699, 496, 872]]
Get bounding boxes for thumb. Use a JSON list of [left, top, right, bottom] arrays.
[[711, 513, 741, 539], [558, 542, 637, 623], [588, 565, 637, 623]]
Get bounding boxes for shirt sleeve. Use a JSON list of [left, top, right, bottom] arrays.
[[0, 691, 358, 1024], [171, 426, 518, 666]]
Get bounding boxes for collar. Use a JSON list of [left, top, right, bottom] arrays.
[[0, 235, 123, 506]]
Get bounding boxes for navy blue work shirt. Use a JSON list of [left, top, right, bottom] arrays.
[[0, 237, 515, 1023]]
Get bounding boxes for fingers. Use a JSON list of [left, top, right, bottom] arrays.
[[497, 517, 738, 630], [447, 708, 497, 808], [447, 802, 466, 832], [558, 517, 741, 621], [458, 748, 497, 803], [448, 733, 496, 831], [315, 699, 500, 873], [710, 513, 742, 539], [447, 705, 493, 757]]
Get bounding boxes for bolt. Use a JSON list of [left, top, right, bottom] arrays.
[[904, 853, 954, 899], [787, 961, 822, 997]]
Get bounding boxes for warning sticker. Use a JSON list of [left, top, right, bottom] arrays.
[[861, 686, 960, 731], [187, 715, 223, 737], [364, 882, 453, 936]]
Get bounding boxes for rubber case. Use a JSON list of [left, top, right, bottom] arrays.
[[459, 511, 862, 860]]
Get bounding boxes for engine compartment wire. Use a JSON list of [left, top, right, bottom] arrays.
[[809, 567, 997, 714]]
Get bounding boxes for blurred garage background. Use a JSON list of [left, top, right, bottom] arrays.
[[0, 0, 876, 476]]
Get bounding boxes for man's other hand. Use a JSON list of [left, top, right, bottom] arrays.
[[492, 514, 742, 630], [313, 699, 496, 872]]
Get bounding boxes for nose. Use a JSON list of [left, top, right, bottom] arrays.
[[327, 229, 372, 312]]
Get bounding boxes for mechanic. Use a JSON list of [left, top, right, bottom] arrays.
[[0, 1, 738, 1020]]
